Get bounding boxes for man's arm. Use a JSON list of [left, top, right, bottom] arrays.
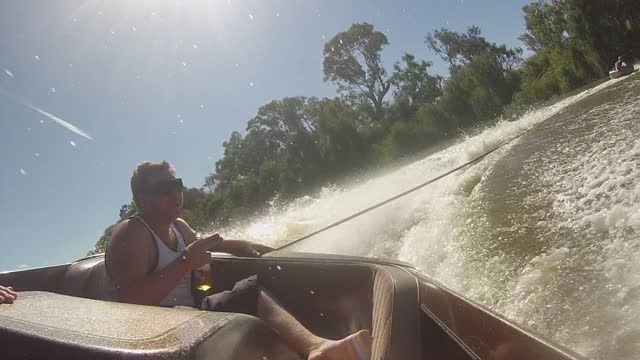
[[106, 220, 190, 306], [174, 218, 273, 257], [175, 218, 197, 245]]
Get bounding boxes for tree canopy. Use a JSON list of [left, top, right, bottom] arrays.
[[323, 23, 391, 122]]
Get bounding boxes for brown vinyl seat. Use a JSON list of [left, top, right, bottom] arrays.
[[0, 291, 302, 360], [60, 257, 109, 300], [57, 255, 422, 359], [370, 265, 421, 360]]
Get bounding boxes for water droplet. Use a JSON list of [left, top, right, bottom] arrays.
[[3, 69, 14, 78], [276, 12, 280, 17], [276, 265, 282, 270], [34, 55, 39, 60], [339, 39, 343, 45], [69, 140, 76, 147], [248, 14, 254, 20], [110, 30, 116, 35], [193, 44, 198, 49], [51, 87, 56, 93], [19, 168, 27, 175], [179, 119, 184, 124], [35, 153, 40, 157], [249, 82, 254, 87], [131, 26, 137, 32], [181, 61, 187, 67], [39, 120, 44, 123], [309, 290, 315, 295], [320, 312, 324, 317], [234, 63, 239, 68], [200, 104, 205, 109], [177, 114, 182, 118]]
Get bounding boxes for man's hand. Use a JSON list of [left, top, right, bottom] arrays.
[[184, 234, 223, 270], [222, 240, 274, 257], [0, 285, 17, 304]]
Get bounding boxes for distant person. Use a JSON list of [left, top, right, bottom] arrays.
[[0, 285, 17, 304], [614, 55, 629, 71], [105, 160, 371, 360]]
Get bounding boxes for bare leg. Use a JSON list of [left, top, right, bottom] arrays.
[[257, 289, 372, 360]]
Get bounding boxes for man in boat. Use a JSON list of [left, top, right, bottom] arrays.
[[614, 55, 629, 71], [105, 160, 371, 360]]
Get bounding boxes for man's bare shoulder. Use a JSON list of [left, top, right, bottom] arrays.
[[174, 218, 196, 244], [106, 218, 156, 287], [107, 218, 155, 263], [110, 218, 150, 247]]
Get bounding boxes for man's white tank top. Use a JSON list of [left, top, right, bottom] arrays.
[[133, 215, 194, 307]]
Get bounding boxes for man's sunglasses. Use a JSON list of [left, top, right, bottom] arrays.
[[143, 178, 184, 195]]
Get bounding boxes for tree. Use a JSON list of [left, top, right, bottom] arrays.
[[323, 23, 391, 122], [426, 26, 522, 73], [512, 0, 633, 105], [119, 202, 137, 219], [439, 54, 519, 126], [391, 53, 443, 110], [313, 98, 367, 174], [206, 131, 244, 191], [519, 1, 568, 52]]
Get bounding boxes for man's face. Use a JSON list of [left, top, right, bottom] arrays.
[[139, 168, 184, 221]]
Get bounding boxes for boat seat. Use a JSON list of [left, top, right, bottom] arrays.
[[58, 256, 422, 359], [60, 257, 110, 300], [0, 291, 302, 359], [370, 265, 421, 360]]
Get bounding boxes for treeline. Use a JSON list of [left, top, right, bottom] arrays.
[[89, 0, 639, 254]]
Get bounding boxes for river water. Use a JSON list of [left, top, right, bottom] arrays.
[[221, 70, 640, 359]]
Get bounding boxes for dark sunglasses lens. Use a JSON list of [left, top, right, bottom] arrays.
[[149, 178, 183, 194]]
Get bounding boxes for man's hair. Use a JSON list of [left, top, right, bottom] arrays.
[[130, 161, 174, 205]]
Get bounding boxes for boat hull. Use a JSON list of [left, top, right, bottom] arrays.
[[0, 253, 586, 359]]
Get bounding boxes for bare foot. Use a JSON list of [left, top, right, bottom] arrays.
[[308, 329, 372, 360]]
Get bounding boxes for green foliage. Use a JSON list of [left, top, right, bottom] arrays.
[[514, 0, 640, 106], [323, 23, 392, 122], [391, 53, 443, 113], [380, 121, 437, 159], [426, 26, 522, 73]]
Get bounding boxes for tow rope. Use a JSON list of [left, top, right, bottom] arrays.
[[274, 120, 543, 252]]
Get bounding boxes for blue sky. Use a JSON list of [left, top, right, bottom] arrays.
[[0, 0, 531, 271]]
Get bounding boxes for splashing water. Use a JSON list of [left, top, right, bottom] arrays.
[[216, 75, 639, 358]]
